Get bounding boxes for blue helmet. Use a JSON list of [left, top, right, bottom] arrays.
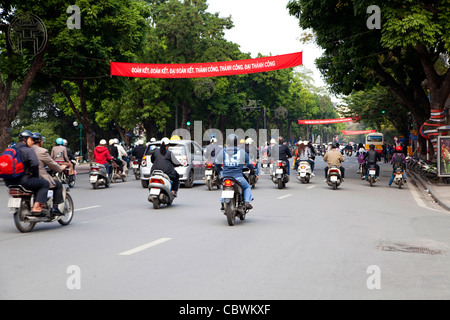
[[56, 137, 64, 145]]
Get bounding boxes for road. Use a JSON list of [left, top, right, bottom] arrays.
[[1, 155, 450, 300]]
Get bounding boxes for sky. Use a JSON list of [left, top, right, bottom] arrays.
[[206, 0, 338, 100]]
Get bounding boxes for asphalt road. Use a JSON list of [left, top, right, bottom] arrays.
[[1, 155, 450, 300]]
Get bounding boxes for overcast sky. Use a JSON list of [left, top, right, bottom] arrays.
[[206, 0, 332, 95]]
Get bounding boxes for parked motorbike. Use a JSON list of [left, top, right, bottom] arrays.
[[327, 165, 342, 190], [366, 164, 378, 187], [272, 160, 289, 189], [221, 177, 249, 226], [147, 170, 175, 209], [297, 161, 313, 184], [7, 174, 74, 233], [204, 162, 221, 190], [131, 156, 140, 180], [90, 162, 111, 189], [393, 166, 405, 189]]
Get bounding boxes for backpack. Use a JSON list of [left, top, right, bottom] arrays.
[[392, 153, 404, 168], [0, 146, 25, 179]]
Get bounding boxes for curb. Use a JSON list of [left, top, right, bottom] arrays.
[[408, 170, 450, 212]]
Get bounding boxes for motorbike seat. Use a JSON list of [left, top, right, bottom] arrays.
[[8, 185, 34, 195], [151, 170, 170, 181]]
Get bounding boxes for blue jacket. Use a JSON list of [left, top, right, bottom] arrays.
[[214, 147, 255, 178]]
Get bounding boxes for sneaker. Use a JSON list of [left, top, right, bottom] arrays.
[[172, 191, 177, 197], [245, 203, 253, 210], [220, 203, 225, 211], [51, 208, 65, 216], [387, 185, 391, 188], [311, 173, 315, 177]]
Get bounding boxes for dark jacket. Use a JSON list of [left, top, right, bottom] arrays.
[[364, 149, 381, 163], [150, 148, 181, 176], [132, 145, 146, 160], [4, 141, 39, 184], [268, 143, 292, 161]]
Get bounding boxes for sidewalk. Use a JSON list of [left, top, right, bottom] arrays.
[[408, 169, 450, 212]]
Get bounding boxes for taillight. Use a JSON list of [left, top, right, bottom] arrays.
[[150, 178, 164, 184], [300, 166, 306, 169], [329, 169, 339, 174], [91, 167, 99, 172], [9, 189, 22, 196], [223, 179, 235, 187], [206, 163, 213, 169], [277, 161, 283, 167]]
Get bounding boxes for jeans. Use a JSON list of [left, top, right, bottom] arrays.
[[221, 175, 253, 204], [388, 168, 406, 186]]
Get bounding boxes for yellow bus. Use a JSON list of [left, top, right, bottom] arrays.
[[365, 132, 384, 153]]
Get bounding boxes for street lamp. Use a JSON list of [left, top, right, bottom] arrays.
[[73, 121, 83, 158]]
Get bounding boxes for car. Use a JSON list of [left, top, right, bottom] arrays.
[[140, 139, 205, 188]]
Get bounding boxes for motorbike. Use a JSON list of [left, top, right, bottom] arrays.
[[243, 166, 257, 189], [327, 165, 342, 190], [7, 174, 74, 233], [272, 160, 289, 189], [346, 149, 352, 157], [366, 163, 378, 187], [297, 161, 313, 184], [204, 162, 221, 191], [221, 177, 249, 226], [261, 156, 270, 174], [55, 160, 76, 188], [131, 156, 141, 180], [393, 166, 406, 189], [111, 159, 128, 183], [90, 162, 111, 189], [147, 170, 175, 209]]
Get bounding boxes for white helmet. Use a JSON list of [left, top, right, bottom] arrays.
[[114, 138, 120, 144], [161, 137, 170, 145], [137, 139, 144, 145], [109, 139, 114, 145], [210, 137, 217, 143], [100, 139, 107, 145], [270, 138, 276, 145], [63, 139, 68, 146], [245, 138, 253, 145], [150, 137, 156, 142]]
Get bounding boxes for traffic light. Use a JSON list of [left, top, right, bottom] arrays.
[[186, 111, 191, 127], [382, 110, 386, 114], [186, 121, 191, 126]]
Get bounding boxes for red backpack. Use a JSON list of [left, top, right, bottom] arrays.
[[0, 146, 25, 179]]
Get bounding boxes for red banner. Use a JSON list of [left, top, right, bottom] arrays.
[[110, 52, 302, 78], [341, 130, 376, 135], [298, 117, 357, 125]]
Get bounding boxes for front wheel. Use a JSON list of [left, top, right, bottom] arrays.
[[207, 179, 213, 191], [58, 193, 74, 226]]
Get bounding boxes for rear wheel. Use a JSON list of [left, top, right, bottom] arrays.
[[207, 179, 213, 191], [184, 170, 194, 188], [153, 198, 160, 209], [277, 179, 283, 189], [225, 200, 236, 226], [141, 179, 149, 188], [14, 201, 35, 233]]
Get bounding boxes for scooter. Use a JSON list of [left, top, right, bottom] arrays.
[[131, 156, 140, 180], [297, 161, 313, 184], [204, 162, 221, 191], [393, 166, 405, 189], [90, 162, 111, 189], [147, 170, 175, 209], [111, 159, 128, 183], [327, 165, 342, 190], [243, 167, 257, 188], [261, 156, 270, 174], [366, 164, 378, 187], [221, 177, 249, 226], [272, 160, 289, 189], [7, 174, 74, 233]]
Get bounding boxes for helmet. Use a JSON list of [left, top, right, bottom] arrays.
[[109, 139, 114, 145], [114, 138, 120, 144], [369, 144, 375, 150], [303, 141, 309, 146], [137, 139, 144, 145], [171, 135, 181, 140], [31, 132, 43, 142], [239, 139, 245, 144], [210, 137, 217, 143], [227, 134, 238, 148], [396, 146, 402, 152], [332, 142, 339, 149], [56, 137, 64, 145], [150, 137, 156, 142], [245, 138, 253, 145], [63, 139, 68, 146], [270, 139, 276, 145], [19, 130, 33, 139], [99, 139, 107, 145], [161, 137, 170, 145]]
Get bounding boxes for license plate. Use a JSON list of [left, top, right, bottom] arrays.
[[330, 176, 338, 182], [221, 190, 234, 199], [262, 164, 267, 168], [150, 188, 161, 195], [90, 175, 98, 183], [205, 170, 213, 175], [8, 197, 21, 208], [276, 169, 283, 174], [132, 164, 138, 169], [396, 174, 403, 179], [369, 170, 376, 175]]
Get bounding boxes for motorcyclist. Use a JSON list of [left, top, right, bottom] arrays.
[[245, 137, 259, 178], [388, 145, 407, 187], [31, 132, 66, 216], [205, 137, 222, 163], [323, 142, 345, 181], [3, 130, 49, 215], [364, 144, 381, 179], [114, 138, 129, 171], [108, 139, 124, 175], [215, 134, 255, 211], [294, 141, 315, 175], [150, 137, 182, 197], [132, 139, 146, 161], [51, 137, 74, 176], [268, 136, 292, 175], [63, 139, 77, 176], [93, 139, 113, 175]]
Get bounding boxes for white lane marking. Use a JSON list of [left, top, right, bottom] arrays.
[[277, 194, 292, 200], [307, 186, 315, 189], [119, 238, 172, 256], [75, 205, 102, 212]]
